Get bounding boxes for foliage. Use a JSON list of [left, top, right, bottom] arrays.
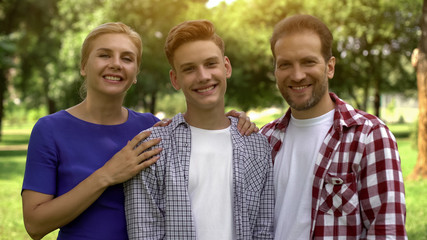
[[315, 0, 421, 114], [0, 0, 422, 123]]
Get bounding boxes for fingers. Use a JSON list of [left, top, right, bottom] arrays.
[[136, 147, 162, 164], [239, 117, 256, 136], [129, 130, 152, 148], [243, 122, 259, 136], [225, 109, 240, 117], [134, 137, 161, 152], [135, 155, 159, 172], [153, 119, 172, 127]]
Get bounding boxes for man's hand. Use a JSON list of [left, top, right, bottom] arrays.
[[226, 110, 259, 136]]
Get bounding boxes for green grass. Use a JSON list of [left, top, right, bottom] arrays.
[[0, 129, 58, 240], [0, 123, 426, 239]]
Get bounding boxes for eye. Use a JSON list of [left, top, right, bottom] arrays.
[[122, 56, 134, 62], [206, 61, 218, 68], [277, 62, 290, 70], [303, 59, 317, 66], [183, 66, 195, 72], [99, 53, 110, 58]]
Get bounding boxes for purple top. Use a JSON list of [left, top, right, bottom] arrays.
[[22, 109, 159, 240]]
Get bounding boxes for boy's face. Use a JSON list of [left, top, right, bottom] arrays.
[[170, 40, 232, 112]]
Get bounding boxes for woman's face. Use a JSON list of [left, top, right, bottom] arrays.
[[80, 33, 139, 98]]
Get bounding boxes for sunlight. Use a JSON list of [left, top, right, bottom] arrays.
[[206, 0, 236, 8]]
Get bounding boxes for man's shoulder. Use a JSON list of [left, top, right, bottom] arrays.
[[333, 93, 387, 128]]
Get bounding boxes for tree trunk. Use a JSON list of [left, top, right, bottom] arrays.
[[0, 70, 6, 141], [409, 0, 427, 179], [410, 50, 427, 179]]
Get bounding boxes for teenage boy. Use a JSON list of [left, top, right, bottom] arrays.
[[124, 19, 274, 239]]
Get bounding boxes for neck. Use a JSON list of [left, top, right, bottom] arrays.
[[184, 106, 230, 130], [67, 94, 127, 125], [291, 92, 335, 119]]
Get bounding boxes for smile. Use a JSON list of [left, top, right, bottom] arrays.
[[290, 85, 310, 90], [196, 85, 215, 93], [104, 75, 122, 81]]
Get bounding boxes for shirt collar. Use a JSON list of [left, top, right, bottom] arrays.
[[273, 92, 365, 133]]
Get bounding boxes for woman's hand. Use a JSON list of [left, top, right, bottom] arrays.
[[99, 131, 162, 186]]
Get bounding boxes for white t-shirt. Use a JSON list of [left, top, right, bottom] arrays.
[[188, 126, 235, 240], [274, 110, 334, 240]]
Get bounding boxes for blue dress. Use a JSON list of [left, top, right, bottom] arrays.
[[22, 109, 159, 240]]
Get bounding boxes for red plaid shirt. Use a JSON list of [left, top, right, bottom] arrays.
[[261, 93, 407, 239]]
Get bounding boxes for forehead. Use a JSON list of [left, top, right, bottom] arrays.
[[89, 33, 138, 54], [274, 31, 322, 60], [173, 40, 222, 65]]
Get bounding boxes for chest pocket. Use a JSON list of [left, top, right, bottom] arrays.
[[318, 172, 358, 216]]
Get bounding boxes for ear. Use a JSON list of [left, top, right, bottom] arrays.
[[80, 67, 86, 77], [169, 69, 181, 90], [224, 56, 232, 79], [326, 56, 335, 79]]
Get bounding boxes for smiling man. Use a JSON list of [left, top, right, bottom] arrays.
[[124, 19, 274, 240], [261, 14, 407, 239]]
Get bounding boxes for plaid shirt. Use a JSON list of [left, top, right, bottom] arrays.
[[261, 93, 407, 239], [124, 113, 274, 239]]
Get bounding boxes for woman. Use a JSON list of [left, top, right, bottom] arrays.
[[21, 22, 162, 240]]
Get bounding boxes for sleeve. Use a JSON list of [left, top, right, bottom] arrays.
[[254, 138, 275, 239], [123, 138, 166, 240], [360, 124, 407, 239], [22, 118, 58, 195]]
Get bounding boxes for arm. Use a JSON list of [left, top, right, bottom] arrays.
[[124, 137, 166, 239], [153, 111, 258, 135], [254, 141, 275, 239], [22, 131, 161, 240], [360, 125, 407, 239]]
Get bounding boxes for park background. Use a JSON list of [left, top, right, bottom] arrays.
[[0, 0, 426, 239]]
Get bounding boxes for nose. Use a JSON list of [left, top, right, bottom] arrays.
[[109, 56, 122, 70], [197, 66, 211, 81], [290, 64, 305, 82]]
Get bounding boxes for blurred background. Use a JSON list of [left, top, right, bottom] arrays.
[[0, 0, 422, 128], [1, 0, 426, 239]]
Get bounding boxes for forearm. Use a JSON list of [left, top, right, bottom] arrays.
[[125, 171, 165, 239], [362, 129, 407, 238], [22, 168, 110, 239], [255, 156, 275, 239]]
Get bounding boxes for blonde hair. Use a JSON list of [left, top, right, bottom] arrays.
[[80, 22, 143, 70], [79, 22, 142, 98]]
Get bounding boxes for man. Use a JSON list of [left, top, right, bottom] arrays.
[[124, 19, 274, 239], [261, 14, 407, 239]]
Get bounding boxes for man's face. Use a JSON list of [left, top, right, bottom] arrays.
[[273, 31, 335, 114], [170, 40, 231, 112]]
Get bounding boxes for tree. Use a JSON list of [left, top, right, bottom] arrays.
[[0, 38, 15, 141], [410, 0, 427, 179], [313, 0, 420, 117]]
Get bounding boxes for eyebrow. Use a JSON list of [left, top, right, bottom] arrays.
[[178, 56, 220, 70], [95, 48, 137, 57]]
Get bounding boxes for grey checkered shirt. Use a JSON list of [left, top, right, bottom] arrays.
[[124, 113, 274, 239]]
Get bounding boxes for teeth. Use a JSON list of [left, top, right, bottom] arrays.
[[292, 86, 308, 90], [197, 86, 214, 93], [105, 76, 121, 81]]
